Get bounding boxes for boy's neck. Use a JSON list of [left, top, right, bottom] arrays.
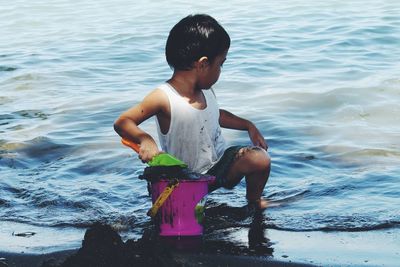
[[167, 70, 201, 97]]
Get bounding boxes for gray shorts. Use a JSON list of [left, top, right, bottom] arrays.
[[206, 145, 247, 192]]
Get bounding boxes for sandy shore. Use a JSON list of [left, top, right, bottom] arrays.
[[0, 224, 315, 267], [0, 250, 316, 267], [0, 250, 314, 267], [0, 250, 77, 267], [1, 223, 399, 267]]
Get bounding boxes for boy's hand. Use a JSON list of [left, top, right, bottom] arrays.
[[248, 123, 268, 150], [138, 138, 160, 163], [218, 109, 268, 150]]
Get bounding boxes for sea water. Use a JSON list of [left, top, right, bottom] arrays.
[[1, 0, 399, 259]]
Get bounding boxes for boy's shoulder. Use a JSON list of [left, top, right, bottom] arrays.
[[141, 85, 170, 113], [144, 85, 166, 99]]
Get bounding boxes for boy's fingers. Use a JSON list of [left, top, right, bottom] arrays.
[[138, 154, 146, 163], [253, 136, 266, 149], [138, 150, 150, 162], [262, 139, 268, 150], [258, 138, 268, 150]]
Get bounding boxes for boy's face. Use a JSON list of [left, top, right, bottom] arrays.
[[198, 50, 228, 89]]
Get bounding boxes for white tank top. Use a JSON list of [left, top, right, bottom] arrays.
[[155, 83, 226, 173]]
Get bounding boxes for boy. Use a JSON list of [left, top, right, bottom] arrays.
[[114, 14, 271, 209]]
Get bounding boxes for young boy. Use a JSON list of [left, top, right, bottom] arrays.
[[114, 14, 271, 209]]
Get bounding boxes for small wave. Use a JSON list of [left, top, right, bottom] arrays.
[[0, 212, 139, 232], [267, 189, 310, 206], [265, 220, 400, 232], [0, 66, 17, 72], [0, 96, 11, 105], [14, 136, 73, 163], [0, 114, 15, 122], [0, 182, 142, 231], [0, 183, 24, 194], [202, 200, 400, 233], [342, 148, 400, 158], [3, 185, 89, 210], [13, 110, 49, 120], [264, 212, 400, 232], [318, 145, 400, 167], [51, 215, 139, 232], [0, 217, 97, 229], [9, 73, 42, 82], [0, 198, 10, 207]]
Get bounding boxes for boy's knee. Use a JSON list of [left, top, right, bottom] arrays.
[[237, 146, 270, 171], [254, 150, 271, 171]]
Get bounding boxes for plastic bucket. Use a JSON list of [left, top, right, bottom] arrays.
[[150, 175, 215, 236]]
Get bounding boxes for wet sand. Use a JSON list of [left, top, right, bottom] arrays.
[[0, 224, 314, 267], [1, 222, 399, 266], [0, 250, 313, 267], [0, 250, 77, 267]]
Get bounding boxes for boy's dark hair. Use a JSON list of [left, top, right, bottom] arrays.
[[166, 14, 230, 71]]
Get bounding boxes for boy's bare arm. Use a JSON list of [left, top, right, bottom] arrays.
[[114, 89, 168, 161], [219, 109, 267, 150]]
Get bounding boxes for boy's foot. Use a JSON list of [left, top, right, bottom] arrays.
[[248, 198, 269, 210]]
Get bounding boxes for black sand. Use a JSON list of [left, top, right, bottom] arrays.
[[0, 223, 315, 267]]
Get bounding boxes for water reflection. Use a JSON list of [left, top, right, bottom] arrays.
[[154, 203, 275, 256], [248, 211, 273, 255]]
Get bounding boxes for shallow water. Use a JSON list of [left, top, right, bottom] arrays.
[[1, 0, 400, 260]]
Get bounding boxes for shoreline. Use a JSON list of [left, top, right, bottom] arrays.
[[0, 250, 314, 267], [0, 250, 77, 267], [0, 223, 316, 267], [1, 223, 399, 267]]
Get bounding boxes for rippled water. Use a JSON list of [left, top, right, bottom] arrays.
[[1, 0, 400, 253]]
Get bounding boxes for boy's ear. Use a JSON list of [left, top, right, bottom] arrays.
[[196, 56, 209, 69]]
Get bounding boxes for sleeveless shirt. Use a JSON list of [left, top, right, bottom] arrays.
[[155, 83, 226, 173]]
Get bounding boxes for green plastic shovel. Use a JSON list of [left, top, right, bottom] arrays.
[[121, 138, 187, 168]]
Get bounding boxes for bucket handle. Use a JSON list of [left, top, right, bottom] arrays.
[[147, 179, 179, 218]]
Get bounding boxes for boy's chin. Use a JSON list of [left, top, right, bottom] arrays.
[[198, 81, 215, 90], [198, 85, 212, 90], [203, 83, 215, 90]]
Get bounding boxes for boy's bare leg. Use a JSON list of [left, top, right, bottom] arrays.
[[224, 147, 271, 209]]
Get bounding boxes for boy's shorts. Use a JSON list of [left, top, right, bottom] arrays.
[[206, 145, 247, 191]]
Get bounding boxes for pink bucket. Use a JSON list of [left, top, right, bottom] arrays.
[[150, 176, 215, 236]]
